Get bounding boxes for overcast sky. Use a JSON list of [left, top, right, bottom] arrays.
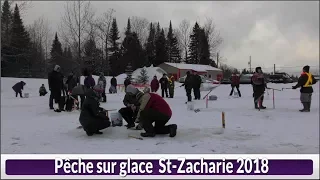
[[21, 1, 319, 74]]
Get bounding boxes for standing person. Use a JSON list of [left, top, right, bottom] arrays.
[[168, 75, 175, 98], [181, 71, 194, 103], [192, 72, 202, 100], [229, 72, 241, 97], [118, 85, 144, 129], [79, 88, 111, 136], [66, 72, 77, 93], [84, 71, 95, 89], [150, 75, 159, 92], [12, 81, 26, 98], [292, 65, 317, 112], [251, 67, 267, 109], [97, 72, 107, 102], [48, 65, 64, 111], [126, 85, 177, 138], [110, 76, 118, 93], [124, 76, 131, 90], [159, 74, 169, 98]]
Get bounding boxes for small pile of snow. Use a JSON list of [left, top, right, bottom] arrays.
[[118, 65, 167, 84], [164, 62, 221, 72]]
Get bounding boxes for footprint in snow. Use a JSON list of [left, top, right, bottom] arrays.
[[11, 137, 20, 141]]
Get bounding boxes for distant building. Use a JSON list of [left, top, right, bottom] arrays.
[[157, 62, 223, 80]]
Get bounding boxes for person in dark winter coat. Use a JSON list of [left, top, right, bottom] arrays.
[[12, 81, 26, 98], [181, 71, 194, 103], [118, 85, 143, 129], [192, 72, 202, 100], [150, 76, 160, 92], [159, 74, 169, 98], [97, 72, 107, 102], [229, 73, 241, 97], [124, 77, 131, 89], [48, 65, 64, 110], [168, 75, 175, 98], [126, 85, 177, 138], [71, 84, 88, 110], [39, 84, 48, 96], [79, 88, 111, 136], [110, 76, 118, 93], [251, 67, 267, 109], [66, 72, 78, 92], [292, 65, 317, 112], [84, 74, 95, 89]]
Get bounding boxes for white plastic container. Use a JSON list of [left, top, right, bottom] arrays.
[[24, 93, 29, 98], [109, 112, 123, 127], [187, 102, 194, 111]]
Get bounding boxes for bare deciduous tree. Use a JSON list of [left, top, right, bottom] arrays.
[[130, 16, 149, 45], [9, 0, 33, 15], [59, 0, 95, 69], [203, 17, 223, 59], [178, 19, 191, 62]]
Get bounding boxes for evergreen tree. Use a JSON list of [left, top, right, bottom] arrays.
[[198, 28, 210, 65], [187, 22, 201, 64], [49, 32, 64, 70], [121, 32, 145, 71], [138, 67, 149, 84], [125, 18, 131, 36], [145, 22, 156, 66], [108, 18, 121, 76], [155, 22, 161, 39], [63, 47, 68, 57], [154, 29, 167, 66], [1, 0, 12, 47], [67, 47, 73, 59], [10, 4, 30, 50], [166, 21, 181, 63], [83, 37, 103, 74]]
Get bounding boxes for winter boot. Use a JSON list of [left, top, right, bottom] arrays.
[[254, 102, 259, 109], [299, 103, 309, 112], [86, 131, 94, 136], [125, 123, 135, 129], [169, 124, 177, 137], [259, 97, 266, 109], [95, 131, 103, 135], [140, 132, 156, 137]]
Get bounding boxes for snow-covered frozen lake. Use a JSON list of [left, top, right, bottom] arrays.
[[1, 77, 319, 154]]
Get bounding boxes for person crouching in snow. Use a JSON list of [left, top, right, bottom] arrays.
[[150, 75, 159, 92], [79, 88, 111, 136], [292, 65, 317, 112], [126, 85, 177, 138], [118, 85, 144, 129], [12, 81, 26, 98], [251, 67, 267, 109], [39, 84, 48, 96]]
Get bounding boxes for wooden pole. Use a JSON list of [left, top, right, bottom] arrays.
[[222, 112, 225, 128], [272, 89, 275, 109]]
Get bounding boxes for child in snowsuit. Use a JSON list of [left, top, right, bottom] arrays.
[[229, 73, 241, 97], [168, 75, 175, 98], [12, 81, 26, 98], [39, 84, 48, 96], [292, 65, 317, 112], [150, 76, 159, 92], [251, 67, 267, 109]]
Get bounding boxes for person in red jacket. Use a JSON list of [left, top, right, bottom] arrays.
[[125, 85, 177, 138], [229, 72, 241, 97], [150, 75, 159, 92]]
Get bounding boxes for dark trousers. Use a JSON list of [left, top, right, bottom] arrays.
[[186, 88, 192, 102], [118, 107, 138, 125], [40, 92, 47, 96], [193, 88, 201, 100], [49, 92, 64, 110], [254, 91, 264, 106], [80, 95, 86, 110], [15, 91, 22, 98], [101, 92, 106, 102], [140, 108, 172, 134], [230, 85, 241, 97], [49, 93, 54, 108], [85, 116, 110, 134], [161, 88, 168, 98]]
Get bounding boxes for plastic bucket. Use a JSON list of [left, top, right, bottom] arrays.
[[24, 93, 29, 98], [109, 112, 123, 127], [187, 102, 194, 111]]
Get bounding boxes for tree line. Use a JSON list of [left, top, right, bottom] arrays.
[[1, 1, 223, 78]]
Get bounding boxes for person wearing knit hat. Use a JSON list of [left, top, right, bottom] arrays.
[[292, 65, 317, 112], [133, 88, 177, 138], [251, 66, 268, 109], [48, 64, 64, 111]]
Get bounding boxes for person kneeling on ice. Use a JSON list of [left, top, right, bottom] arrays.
[[119, 85, 143, 129], [39, 84, 48, 96], [126, 85, 177, 138], [79, 88, 111, 136], [292, 65, 317, 112], [12, 81, 26, 98]]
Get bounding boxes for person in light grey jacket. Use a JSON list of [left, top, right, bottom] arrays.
[[97, 72, 107, 102]]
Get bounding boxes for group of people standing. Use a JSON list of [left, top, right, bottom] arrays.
[[181, 71, 202, 103], [150, 74, 175, 98]]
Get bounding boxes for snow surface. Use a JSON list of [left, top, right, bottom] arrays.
[[1, 77, 319, 154]]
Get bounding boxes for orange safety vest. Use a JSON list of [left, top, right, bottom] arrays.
[[302, 72, 313, 87]]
